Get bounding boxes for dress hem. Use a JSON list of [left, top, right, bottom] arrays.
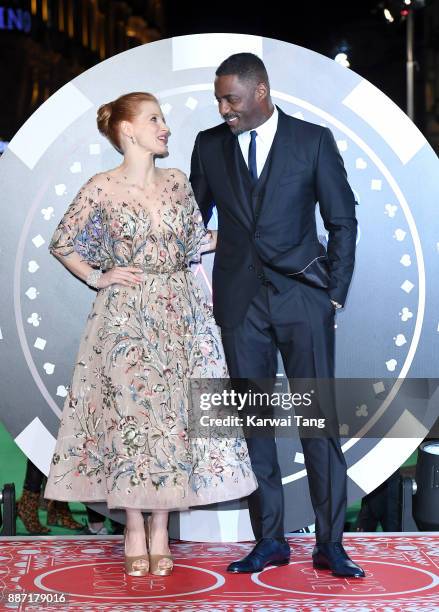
[[43, 481, 258, 512]]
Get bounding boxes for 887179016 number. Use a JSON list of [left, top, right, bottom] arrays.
[[2, 592, 69, 605]]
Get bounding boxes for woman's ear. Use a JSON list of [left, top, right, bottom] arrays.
[[119, 120, 133, 139]]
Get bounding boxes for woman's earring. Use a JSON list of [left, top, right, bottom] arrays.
[[130, 136, 136, 145]]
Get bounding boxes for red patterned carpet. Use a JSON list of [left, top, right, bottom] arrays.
[[0, 533, 438, 611]]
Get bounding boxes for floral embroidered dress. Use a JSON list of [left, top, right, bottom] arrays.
[[44, 168, 257, 510]]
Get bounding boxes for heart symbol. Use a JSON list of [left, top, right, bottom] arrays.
[[70, 161, 82, 173], [356, 157, 367, 169], [28, 260, 39, 273], [56, 385, 68, 397], [54, 184, 66, 196], [41, 207, 54, 220], [25, 287, 38, 300], [337, 140, 348, 152], [43, 362, 55, 375]]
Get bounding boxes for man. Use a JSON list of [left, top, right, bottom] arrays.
[[190, 53, 364, 578]]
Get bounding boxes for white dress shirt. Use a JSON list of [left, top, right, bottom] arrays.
[[238, 106, 279, 178]]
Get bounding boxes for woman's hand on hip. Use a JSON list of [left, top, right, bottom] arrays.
[[97, 266, 144, 288]]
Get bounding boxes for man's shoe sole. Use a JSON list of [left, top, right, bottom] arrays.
[[227, 558, 290, 573], [313, 561, 365, 578]]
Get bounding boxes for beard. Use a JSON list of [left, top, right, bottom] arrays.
[[228, 125, 245, 135], [222, 113, 246, 135]]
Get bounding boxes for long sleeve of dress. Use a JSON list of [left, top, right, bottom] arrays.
[[49, 178, 103, 268]]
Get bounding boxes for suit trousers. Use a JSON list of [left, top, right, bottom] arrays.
[[220, 279, 347, 543]]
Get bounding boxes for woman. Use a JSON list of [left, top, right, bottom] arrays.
[[44, 92, 257, 577]]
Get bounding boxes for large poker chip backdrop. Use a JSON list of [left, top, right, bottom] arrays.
[[1, 34, 438, 541]]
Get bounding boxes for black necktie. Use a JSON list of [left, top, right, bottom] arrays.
[[248, 130, 257, 182]]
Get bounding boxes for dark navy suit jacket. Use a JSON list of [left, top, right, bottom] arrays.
[[190, 106, 357, 328]]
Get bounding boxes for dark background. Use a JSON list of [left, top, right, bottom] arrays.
[[164, 0, 412, 112], [0, 0, 438, 149]]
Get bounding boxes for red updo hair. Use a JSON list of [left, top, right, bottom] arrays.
[[96, 92, 159, 153]]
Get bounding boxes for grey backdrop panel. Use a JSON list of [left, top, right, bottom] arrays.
[[1, 34, 438, 540]]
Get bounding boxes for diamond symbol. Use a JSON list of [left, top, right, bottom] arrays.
[[32, 235, 45, 248], [294, 452, 304, 464], [401, 280, 414, 293], [373, 381, 385, 394], [34, 337, 46, 350], [160, 103, 172, 115], [371, 179, 382, 191], [185, 96, 198, 110]]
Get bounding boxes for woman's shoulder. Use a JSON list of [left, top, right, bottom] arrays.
[[165, 167, 189, 184], [78, 172, 108, 190], [78, 171, 114, 198]]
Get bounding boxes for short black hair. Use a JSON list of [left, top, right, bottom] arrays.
[[215, 53, 269, 87]]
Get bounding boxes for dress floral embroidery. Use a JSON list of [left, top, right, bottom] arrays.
[[44, 168, 257, 510]]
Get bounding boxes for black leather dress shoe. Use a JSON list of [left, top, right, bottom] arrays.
[[312, 542, 365, 578], [227, 538, 291, 573]]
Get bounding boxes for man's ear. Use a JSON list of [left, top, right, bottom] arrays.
[[256, 82, 268, 101]]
